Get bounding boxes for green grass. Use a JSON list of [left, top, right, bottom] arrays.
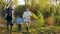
[[0, 19, 60, 34], [0, 25, 60, 34]]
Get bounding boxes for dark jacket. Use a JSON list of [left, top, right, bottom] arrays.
[[4, 8, 13, 21]]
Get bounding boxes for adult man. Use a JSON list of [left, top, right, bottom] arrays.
[[23, 7, 32, 31]]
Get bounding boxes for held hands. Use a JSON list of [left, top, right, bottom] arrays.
[[5, 14, 8, 17]]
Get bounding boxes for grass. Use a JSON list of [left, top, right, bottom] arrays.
[[0, 19, 60, 34], [0, 25, 60, 34]]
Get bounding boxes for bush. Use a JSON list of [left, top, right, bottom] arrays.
[[14, 5, 25, 17], [55, 15, 60, 25]]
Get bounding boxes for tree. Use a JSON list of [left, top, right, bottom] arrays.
[[12, 0, 18, 5], [0, 0, 6, 17], [30, 0, 50, 18], [14, 5, 25, 17]]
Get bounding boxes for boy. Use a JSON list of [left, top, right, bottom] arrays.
[[16, 15, 23, 32], [23, 7, 32, 32]]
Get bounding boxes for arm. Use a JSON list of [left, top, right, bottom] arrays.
[[4, 9, 8, 17], [23, 12, 25, 19], [29, 12, 33, 20], [5, 14, 8, 17], [29, 11, 32, 17], [30, 12, 32, 17]]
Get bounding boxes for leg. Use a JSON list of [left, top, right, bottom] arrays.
[[26, 22, 30, 32], [10, 26, 12, 34], [28, 22, 30, 26], [18, 24, 21, 32], [6, 21, 9, 34], [7, 21, 9, 30], [10, 21, 13, 34]]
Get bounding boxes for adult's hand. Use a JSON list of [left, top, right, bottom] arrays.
[[5, 14, 8, 17]]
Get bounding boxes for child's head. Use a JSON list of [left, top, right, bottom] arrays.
[[26, 7, 29, 11]]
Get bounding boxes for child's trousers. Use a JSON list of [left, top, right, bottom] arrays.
[[18, 24, 21, 32]]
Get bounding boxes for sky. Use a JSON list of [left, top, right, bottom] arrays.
[[18, 0, 60, 5], [18, 0, 25, 5]]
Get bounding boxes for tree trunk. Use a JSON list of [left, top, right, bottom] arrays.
[[25, 0, 27, 8]]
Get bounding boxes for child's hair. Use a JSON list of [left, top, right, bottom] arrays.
[[18, 15, 22, 18]]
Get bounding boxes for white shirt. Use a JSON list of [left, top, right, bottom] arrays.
[[23, 11, 31, 21]]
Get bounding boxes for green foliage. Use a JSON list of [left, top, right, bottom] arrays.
[[0, 0, 6, 9], [31, 12, 38, 19], [36, 10, 44, 26], [53, 5, 60, 25], [30, 11, 44, 29], [55, 15, 60, 25], [12, 0, 18, 5], [30, 4, 40, 16], [56, 5, 60, 15], [0, 0, 6, 17], [14, 5, 25, 17]]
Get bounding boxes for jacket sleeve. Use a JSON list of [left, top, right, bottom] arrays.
[[4, 9, 8, 17], [4, 9, 8, 15]]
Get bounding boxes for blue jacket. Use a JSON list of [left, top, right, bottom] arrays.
[[16, 17, 23, 24]]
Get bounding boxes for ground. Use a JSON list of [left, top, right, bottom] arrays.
[[0, 19, 60, 34]]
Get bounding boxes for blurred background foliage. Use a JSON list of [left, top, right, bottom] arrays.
[[0, 0, 60, 33], [0, 0, 60, 26]]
